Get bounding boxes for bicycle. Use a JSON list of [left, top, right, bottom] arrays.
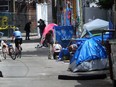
[[8, 44, 16, 60], [2, 45, 7, 59], [15, 43, 22, 58], [2, 43, 16, 60], [0, 32, 16, 60]]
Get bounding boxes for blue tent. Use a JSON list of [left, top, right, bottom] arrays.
[[71, 38, 107, 64], [69, 36, 108, 72]]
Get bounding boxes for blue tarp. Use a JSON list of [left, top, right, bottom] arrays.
[[70, 36, 107, 65], [54, 26, 74, 48]]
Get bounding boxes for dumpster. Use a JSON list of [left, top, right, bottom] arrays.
[[109, 40, 116, 87]]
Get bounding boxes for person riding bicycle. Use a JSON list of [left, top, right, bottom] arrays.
[[1, 40, 13, 55], [1, 40, 9, 54], [12, 27, 22, 52]]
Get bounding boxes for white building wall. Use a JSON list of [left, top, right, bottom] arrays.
[[36, 3, 52, 25], [36, 3, 52, 37]]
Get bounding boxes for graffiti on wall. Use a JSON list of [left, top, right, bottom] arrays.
[[0, 15, 16, 30]]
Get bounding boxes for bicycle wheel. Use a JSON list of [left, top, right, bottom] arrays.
[[2, 47, 7, 59], [17, 47, 22, 58], [9, 47, 16, 60]]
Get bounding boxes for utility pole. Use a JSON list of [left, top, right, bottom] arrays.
[[76, 0, 83, 36], [13, 0, 15, 13], [9, 0, 15, 12]]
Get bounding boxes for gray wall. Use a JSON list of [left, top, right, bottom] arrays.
[[84, 7, 108, 23]]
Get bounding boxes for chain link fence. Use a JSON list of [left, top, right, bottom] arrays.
[[0, 12, 37, 37]]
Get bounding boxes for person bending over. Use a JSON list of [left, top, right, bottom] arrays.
[[58, 44, 78, 61]]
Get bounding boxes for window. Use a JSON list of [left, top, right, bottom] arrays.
[[0, 1, 9, 12], [0, 1, 8, 5], [0, 6, 8, 11]]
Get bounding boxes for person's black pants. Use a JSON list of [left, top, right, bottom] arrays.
[[15, 38, 22, 49], [26, 32, 30, 40]]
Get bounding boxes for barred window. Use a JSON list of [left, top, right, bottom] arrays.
[[0, 1, 9, 12], [0, 1, 8, 5]]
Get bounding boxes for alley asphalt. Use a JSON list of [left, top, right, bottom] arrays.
[[0, 33, 113, 86]]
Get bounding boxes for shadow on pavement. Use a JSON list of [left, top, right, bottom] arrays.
[[22, 48, 48, 57]]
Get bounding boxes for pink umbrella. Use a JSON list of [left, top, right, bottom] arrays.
[[42, 23, 58, 36], [40, 23, 58, 44]]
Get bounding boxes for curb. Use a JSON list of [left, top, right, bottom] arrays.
[[58, 74, 107, 80]]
